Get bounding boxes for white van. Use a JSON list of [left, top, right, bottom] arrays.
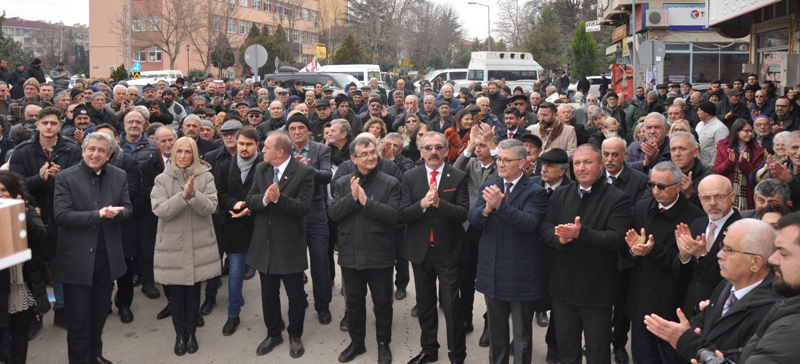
[[468, 52, 544, 83], [136, 70, 184, 84], [413, 68, 469, 91], [318, 64, 381, 83]]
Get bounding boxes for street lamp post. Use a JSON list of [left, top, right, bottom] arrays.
[[186, 44, 190, 77], [467, 2, 490, 53]]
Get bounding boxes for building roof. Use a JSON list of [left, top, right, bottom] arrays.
[[3, 16, 88, 34]]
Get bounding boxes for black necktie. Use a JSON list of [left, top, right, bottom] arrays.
[[505, 182, 513, 195], [547, 187, 553, 195], [609, 175, 618, 186]]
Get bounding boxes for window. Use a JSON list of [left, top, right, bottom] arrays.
[[132, 17, 145, 32], [255, 23, 262, 30], [252, 0, 260, 9], [267, 25, 273, 35], [311, 11, 317, 23], [294, 6, 300, 18], [240, 20, 249, 34], [276, 2, 283, 16], [212, 16, 223, 32], [303, 55, 309, 63], [264, 0, 271, 12], [285, 4, 292, 16], [302, 8, 308, 20], [311, 33, 316, 43], [134, 49, 146, 62], [148, 16, 161, 31], [239, 0, 247, 6], [303, 31, 308, 43], [293, 29, 300, 42], [148, 46, 162, 62], [227, 19, 236, 34]]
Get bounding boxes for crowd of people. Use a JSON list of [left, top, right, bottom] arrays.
[[2, 59, 800, 364]]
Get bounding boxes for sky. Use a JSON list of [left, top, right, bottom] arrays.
[[3, 0, 496, 39]]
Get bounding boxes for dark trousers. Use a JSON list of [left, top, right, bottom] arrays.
[[8, 307, 34, 363], [486, 297, 535, 364], [307, 219, 331, 312], [341, 267, 393, 345], [63, 252, 113, 364], [631, 324, 681, 364], [459, 227, 481, 324], [411, 254, 466, 363], [260, 271, 307, 338], [552, 298, 612, 364], [394, 227, 409, 289], [165, 283, 201, 336], [114, 257, 134, 308], [204, 212, 224, 299], [612, 268, 632, 349], [136, 214, 154, 286], [328, 220, 338, 281]]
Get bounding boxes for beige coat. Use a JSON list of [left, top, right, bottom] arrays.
[[528, 123, 578, 161], [151, 160, 221, 286]]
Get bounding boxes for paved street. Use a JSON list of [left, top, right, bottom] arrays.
[[28, 261, 617, 363]]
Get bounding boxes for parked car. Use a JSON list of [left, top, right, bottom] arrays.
[[568, 76, 602, 97]]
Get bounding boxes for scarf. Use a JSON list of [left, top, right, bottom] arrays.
[[237, 154, 257, 182], [540, 120, 564, 151], [9, 263, 34, 314]]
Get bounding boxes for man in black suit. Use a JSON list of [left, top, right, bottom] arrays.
[[646, 218, 779, 363], [625, 161, 705, 364], [469, 139, 549, 364], [602, 137, 648, 363], [674, 175, 742, 316], [495, 107, 531, 141], [541, 144, 632, 364], [53, 132, 133, 363], [400, 131, 470, 364], [246, 130, 315, 359], [182, 114, 218, 156], [287, 113, 334, 325], [328, 137, 401, 364]]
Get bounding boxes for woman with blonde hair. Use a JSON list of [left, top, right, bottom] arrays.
[[363, 117, 388, 146], [669, 119, 692, 138], [588, 117, 620, 148], [151, 136, 221, 356]]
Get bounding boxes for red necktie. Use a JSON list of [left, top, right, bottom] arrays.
[[429, 170, 439, 246], [508, 131, 514, 139]]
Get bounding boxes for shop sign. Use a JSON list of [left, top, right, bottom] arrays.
[[612, 64, 635, 101], [707, 0, 781, 26], [612, 24, 627, 43], [665, 4, 712, 30]]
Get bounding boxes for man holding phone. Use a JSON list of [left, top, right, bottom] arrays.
[[136, 84, 174, 127]]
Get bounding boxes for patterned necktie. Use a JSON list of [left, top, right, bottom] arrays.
[[273, 168, 280, 184], [609, 175, 618, 186], [706, 221, 717, 252], [505, 182, 513, 195], [722, 289, 738, 316], [547, 187, 553, 195]]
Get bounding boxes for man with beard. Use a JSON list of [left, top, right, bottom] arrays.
[[529, 102, 578, 162], [136, 84, 174, 127], [631, 87, 647, 110], [753, 115, 775, 154], [61, 104, 94, 145], [161, 89, 186, 126], [497, 107, 531, 141], [487, 82, 508, 116], [603, 92, 627, 137], [716, 89, 749, 128], [7, 78, 53, 124], [770, 97, 799, 133]]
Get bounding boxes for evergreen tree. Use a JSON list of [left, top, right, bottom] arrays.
[[110, 64, 128, 82], [522, 4, 566, 73], [0, 12, 29, 66], [210, 34, 236, 73], [571, 22, 599, 77], [272, 25, 292, 67], [331, 33, 369, 65]]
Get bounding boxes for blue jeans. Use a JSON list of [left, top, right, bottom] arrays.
[[227, 253, 247, 317], [54, 281, 64, 309]]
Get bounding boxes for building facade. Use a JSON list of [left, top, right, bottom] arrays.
[[2, 17, 90, 58], [89, 0, 321, 79]]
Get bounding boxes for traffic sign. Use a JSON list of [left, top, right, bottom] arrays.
[[244, 44, 268, 69], [131, 62, 141, 73], [638, 40, 665, 67], [133, 72, 141, 79]]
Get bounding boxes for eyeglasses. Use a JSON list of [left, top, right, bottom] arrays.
[[719, 242, 759, 257], [422, 145, 446, 151], [248, 114, 262, 118], [647, 181, 680, 190], [699, 192, 732, 202], [496, 158, 522, 165], [512, 102, 526, 106], [354, 150, 377, 159]]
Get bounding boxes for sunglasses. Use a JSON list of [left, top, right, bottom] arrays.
[[422, 145, 446, 151], [647, 181, 680, 190]]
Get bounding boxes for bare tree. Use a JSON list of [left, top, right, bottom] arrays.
[[111, 0, 199, 70], [347, 0, 418, 66], [188, 0, 241, 72], [318, 0, 349, 62], [403, 2, 464, 71], [29, 26, 69, 68], [493, 0, 534, 50]]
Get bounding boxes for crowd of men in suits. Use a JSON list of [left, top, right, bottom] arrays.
[[2, 71, 800, 364]]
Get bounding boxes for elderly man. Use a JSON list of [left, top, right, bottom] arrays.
[[107, 85, 132, 122], [625, 161, 705, 364], [476, 96, 501, 129], [750, 90, 776, 120], [626, 113, 671, 172], [182, 114, 218, 156], [309, 99, 335, 142], [675, 175, 742, 317], [328, 137, 400, 364], [752, 115, 774, 154], [541, 144, 632, 364], [740, 179, 793, 218], [603, 92, 627, 137], [436, 84, 463, 115], [695, 101, 728, 169], [669, 132, 713, 207], [136, 84, 174, 127], [61, 104, 94, 145], [645, 218, 780, 363], [53, 131, 133, 363], [716, 89, 749, 128], [119, 110, 158, 165], [87, 93, 120, 133], [7, 78, 53, 124], [392, 95, 424, 132], [468, 139, 548, 364], [559, 104, 590, 146]]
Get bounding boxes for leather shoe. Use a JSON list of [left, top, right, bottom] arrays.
[[340, 311, 349, 331], [613, 346, 630, 363], [318, 308, 332, 325], [94, 356, 113, 364], [378, 342, 392, 364], [338, 342, 367, 362], [395, 288, 406, 300], [141, 284, 160, 299], [289, 336, 304, 358], [256, 335, 283, 356], [186, 334, 198, 354], [407, 352, 437, 364], [463, 321, 474, 333], [222, 317, 240, 336], [410, 305, 418, 317], [53, 308, 67, 328], [535, 311, 549, 327], [200, 297, 216, 316], [478, 321, 490, 347], [302, 272, 308, 284], [118, 307, 134, 324], [157, 303, 171, 320], [27, 314, 42, 340], [132, 274, 141, 287], [546, 345, 559, 363], [222, 257, 229, 276], [197, 315, 204, 327], [174, 335, 187, 356], [244, 266, 256, 280]]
